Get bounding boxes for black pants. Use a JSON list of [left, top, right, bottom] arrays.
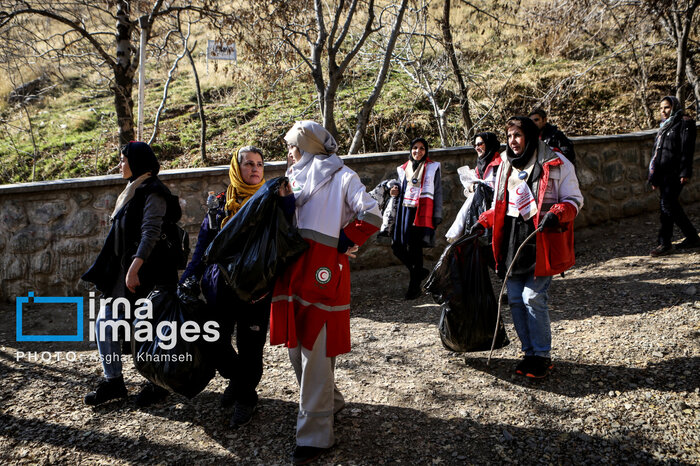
[[658, 182, 698, 247], [392, 233, 424, 284], [209, 288, 270, 406]]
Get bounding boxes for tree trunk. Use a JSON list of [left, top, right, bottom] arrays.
[[114, 1, 135, 145], [348, 0, 408, 155], [441, 0, 473, 139], [676, 41, 688, 108], [322, 82, 339, 139], [672, 0, 700, 109], [686, 55, 700, 120], [186, 45, 207, 164]]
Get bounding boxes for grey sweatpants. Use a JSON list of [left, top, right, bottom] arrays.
[[288, 325, 346, 448]]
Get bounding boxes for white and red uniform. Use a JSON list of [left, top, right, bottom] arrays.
[[270, 130, 381, 448], [270, 165, 381, 355], [479, 140, 583, 276], [396, 158, 441, 229]]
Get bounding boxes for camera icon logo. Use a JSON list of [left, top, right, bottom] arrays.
[[16, 292, 84, 342]]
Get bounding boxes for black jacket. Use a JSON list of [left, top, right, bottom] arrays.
[[541, 123, 575, 166], [650, 115, 696, 185], [82, 177, 181, 298]]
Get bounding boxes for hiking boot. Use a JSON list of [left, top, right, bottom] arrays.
[[677, 235, 700, 249], [134, 383, 169, 408], [405, 267, 428, 300], [291, 445, 331, 465], [84, 376, 127, 406], [230, 400, 256, 428], [221, 380, 236, 408], [514, 356, 535, 376], [525, 356, 553, 379], [650, 244, 672, 257]]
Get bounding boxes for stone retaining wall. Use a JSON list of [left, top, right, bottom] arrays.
[[1, 125, 698, 302]]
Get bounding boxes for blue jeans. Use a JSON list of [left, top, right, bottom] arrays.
[[94, 301, 130, 379], [506, 274, 553, 358]]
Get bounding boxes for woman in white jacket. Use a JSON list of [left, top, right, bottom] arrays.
[[446, 132, 502, 242], [270, 121, 382, 464]]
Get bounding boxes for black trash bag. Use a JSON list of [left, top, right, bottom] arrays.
[[425, 233, 509, 352], [132, 287, 216, 398], [465, 182, 494, 241], [204, 176, 308, 303]]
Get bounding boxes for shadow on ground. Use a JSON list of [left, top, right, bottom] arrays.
[[462, 356, 700, 397], [0, 395, 664, 464]]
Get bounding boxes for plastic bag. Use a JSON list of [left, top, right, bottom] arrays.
[[425, 233, 509, 352], [132, 287, 215, 398], [465, 182, 494, 239], [204, 176, 309, 303], [369, 179, 400, 238]]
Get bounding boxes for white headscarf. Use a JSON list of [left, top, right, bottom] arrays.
[[285, 121, 344, 207]]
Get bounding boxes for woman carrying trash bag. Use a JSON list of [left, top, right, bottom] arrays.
[[446, 132, 502, 243], [270, 121, 381, 465], [391, 137, 443, 299], [179, 146, 289, 428], [472, 117, 583, 379], [82, 141, 181, 407]]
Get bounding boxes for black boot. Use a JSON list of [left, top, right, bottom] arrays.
[[221, 380, 236, 408], [404, 267, 425, 300], [84, 376, 127, 406]]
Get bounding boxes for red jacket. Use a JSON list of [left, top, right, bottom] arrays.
[[479, 142, 583, 277]]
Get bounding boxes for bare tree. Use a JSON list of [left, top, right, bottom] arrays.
[[347, 0, 408, 154], [278, 0, 378, 138], [149, 24, 191, 146], [686, 51, 700, 118], [0, 0, 228, 145], [526, 0, 666, 129], [396, 1, 454, 147], [645, 0, 700, 108], [441, 0, 473, 139], [186, 42, 206, 164], [233, 0, 383, 140]]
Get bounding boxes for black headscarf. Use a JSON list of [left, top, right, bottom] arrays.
[[505, 116, 540, 169], [409, 137, 430, 170], [660, 95, 683, 129], [474, 131, 500, 178], [121, 141, 159, 181]]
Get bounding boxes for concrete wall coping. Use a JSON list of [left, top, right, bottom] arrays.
[[0, 125, 683, 195]]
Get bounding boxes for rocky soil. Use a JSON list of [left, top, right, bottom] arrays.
[[1, 203, 699, 465]]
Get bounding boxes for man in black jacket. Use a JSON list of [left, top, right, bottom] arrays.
[[648, 96, 699, 256], [529, 108, 576, 166]]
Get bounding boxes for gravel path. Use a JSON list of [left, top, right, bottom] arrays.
[[1, 203, 699, 465]]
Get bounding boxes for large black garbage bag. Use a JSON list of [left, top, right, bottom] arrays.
[[466, 183, 494, 233], [132, 288, 215, 398], [425, 233, 509, 352], [204, 176, 308, 303]]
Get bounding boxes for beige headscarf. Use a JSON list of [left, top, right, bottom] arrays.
[[284, 120, 337, 156], [284, 121, 343, 207], [221, 147, 265, 227]]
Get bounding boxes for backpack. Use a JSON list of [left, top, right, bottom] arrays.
[[159, 221, 190, 270]]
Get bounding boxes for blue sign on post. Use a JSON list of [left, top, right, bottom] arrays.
[[16, 292, 83, 342]]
